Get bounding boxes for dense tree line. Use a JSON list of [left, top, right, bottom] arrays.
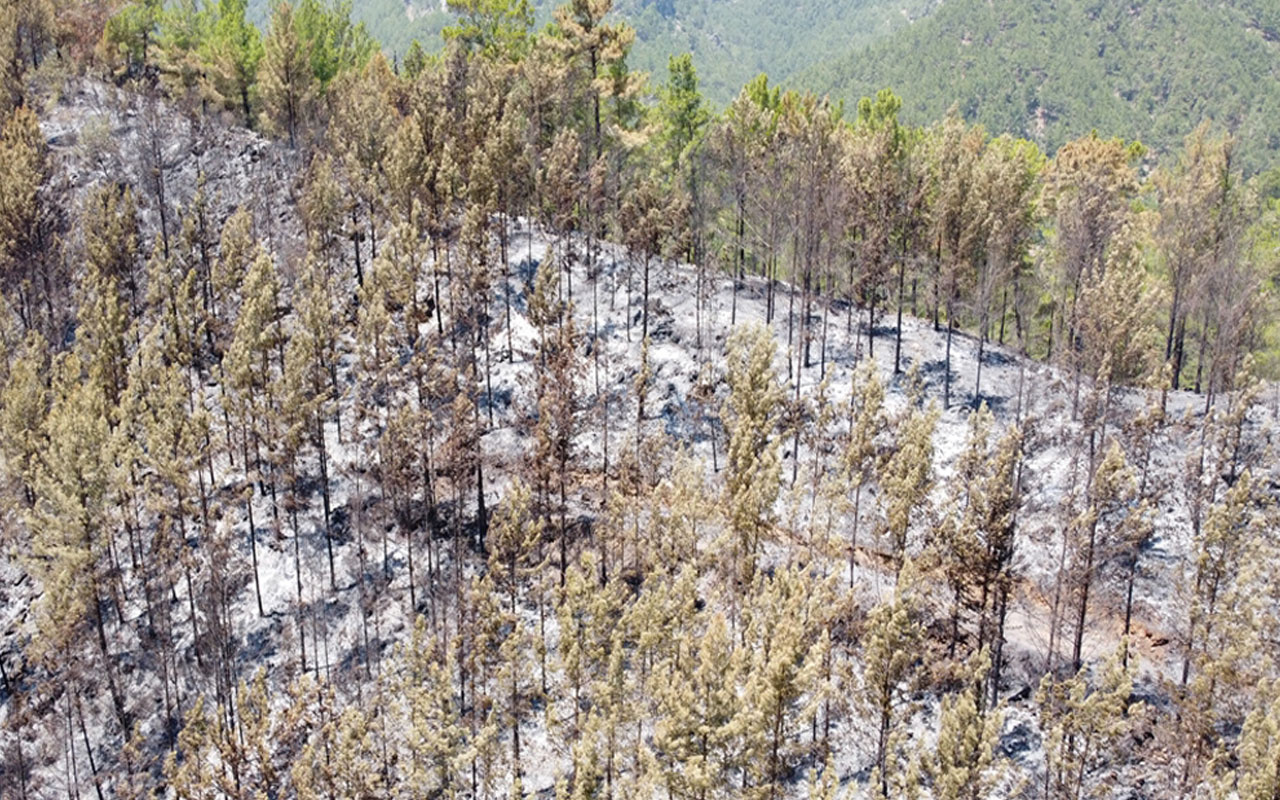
[[1, 1, 1280, 798], [807, 0, 1280, 177]]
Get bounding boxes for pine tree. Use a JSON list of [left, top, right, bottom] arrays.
[[934, 406, 992, 658], [169, 179, 217, 347], [1175, 469, 1269, 783], [455, 163, 499, 550], [652, 609, 743, 800], [489, 479, 542, 613], [0, 9, 20, 116], [1217, 685, 1280, 800], [388, 621, 467, 795], [102, 0, 164, 79], [877, 400, 937, 572], [621, 177, 681, 345], [556, 552, 626, 739], [1068, 440, 1136, 670], [722, 323, 784, 586], [458, 567, 511, 799], [26, 352, 130, 734], [707, 79, 772, 327], [526, 252, 581, 583], [846, 89, 904, 360], [1041, 132, 1142, 365], [164, 695, 219, 799], [209, 206, 254, 348], [154, 0, 212, 101], [1072, 218, 1158, 394], [1115, 393, 1162, 660], [290, 681, 343, 800], [540, 126, 583, 270], [1037, 646, 1137, 800], [289, 252, 340, 588], [77, 208, 135, 418], [114, 721, 155, 800], [775, 90, 843, 395], [292, 0, 374, 90], [330, 54, 399, 282], [124, 319, 212, 724], [300, 153, 346, 277], [278, 326, 316, 669], [144, 236, 204, 374], [738, 566, 828, 800], [847, 90, 930, 374], [0, 104, 62, 334], [325, 704, 386, 799], [922, 648, 1005, 800], [444, 0, 534, 61], [223, 249, 282, 617], [972, 134, 1043, 396], [1155, 124, 1247, 392], [804, 756, 842, 800], [0, 330, 48, 508], [487, 482, 542, 777], [862, 560, 925, 795], [842, 358, 886, 585], [974, 425, 1024, 703], [657, 53, 708, 177], [203, 0, 263, 126], [646, 448, 713, 573], [550, 0, 636, 160], [928, 113, 986, 408], [258, 1, 314, 148]]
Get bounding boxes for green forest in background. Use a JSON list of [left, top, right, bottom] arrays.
[[806, 0, 1280, 174], [246, 0, 936, 105], [248, 0, 1280, 174]]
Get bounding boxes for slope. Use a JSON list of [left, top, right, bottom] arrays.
[[245, 0, 938, 105], [592, 0, 939, 104], [806, 0, 1280, 173], [8, 76, 1273, 799]]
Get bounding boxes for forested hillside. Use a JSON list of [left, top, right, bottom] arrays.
[[562, 0, 938, 105], [4, 1, 1280, 799], [241, 0, 1280, 169], [808, 0, 1280, 173], [243, 0, 434, 59], [242, 0, 937, 104]]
